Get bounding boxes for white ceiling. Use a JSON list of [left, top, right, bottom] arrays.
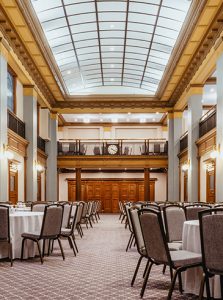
[[62, 112, 164, 123], [31, 0, 192, 95]]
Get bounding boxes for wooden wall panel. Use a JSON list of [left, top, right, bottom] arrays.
[[66, 178, 157, 213]]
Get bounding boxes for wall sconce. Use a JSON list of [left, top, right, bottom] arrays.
[[210, 145, 220, 159], [35, 162, 44, 172], [182, 163, 189, 172], [9, 161, 22, 172], [1, 144, 14, 160]]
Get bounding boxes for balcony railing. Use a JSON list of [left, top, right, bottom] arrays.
[[37, 136, 46, 152], [199, 106, 216, 138], [180, 131, 188, 152], [7, 110, 25, 139], [58, 139, 168, 156]]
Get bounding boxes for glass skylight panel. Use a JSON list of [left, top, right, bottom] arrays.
[[31, 0, 192, 95]]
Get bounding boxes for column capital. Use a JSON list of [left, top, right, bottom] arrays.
[[23, 85, 38, 99], [0, 37, 10, 60], [168, 111, 183, 120], [50, 112, 58, 121]]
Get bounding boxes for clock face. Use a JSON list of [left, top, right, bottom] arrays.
[[107, 144, 118, 155]]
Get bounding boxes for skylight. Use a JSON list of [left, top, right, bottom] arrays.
[[31, 0, 192, 95]]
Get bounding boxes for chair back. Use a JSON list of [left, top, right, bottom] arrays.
[[139, 209, 170, 265], [129, 207, 145, 255], [125, 204, 133, 232], [143, 203, 161, 212], [41, 205, 64, 238], [185, 204, 211, 220], [32, 204, 47, 212], [81, 202, 88, 218], [76, 202, 84, 223], [87, 201, 93, 215], [199, 208, 223, 274], [0, 205, 10, 241], [163, 204, 186, 242], [61, 203, 72, 228]]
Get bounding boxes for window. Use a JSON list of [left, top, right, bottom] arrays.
[[7, 70, 16, 113]]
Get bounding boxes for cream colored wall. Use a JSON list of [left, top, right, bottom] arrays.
[[16, 79, 23, 120], [41, 172, 45, 202], [59, 172, 167, 203], [58, 125, 166, 141]]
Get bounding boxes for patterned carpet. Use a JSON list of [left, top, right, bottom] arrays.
[[0, 214, 198, 299]]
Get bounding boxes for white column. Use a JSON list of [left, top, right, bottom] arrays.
[[46, 113, 58, 202], [168, 112, 182, 202], [23, 87, 38, 202], [0, 43, 9, 202], [187, 92, 203, 203], [216, 54, 223, 202]]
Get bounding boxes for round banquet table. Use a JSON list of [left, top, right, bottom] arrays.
[[182, 220, 221, 299], [0, 211, 44, 260]]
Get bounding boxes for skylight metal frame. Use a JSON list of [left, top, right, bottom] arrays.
[[31, 0, 192, 95]]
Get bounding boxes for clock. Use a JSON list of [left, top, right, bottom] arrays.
[[107, 144, 119, 155]]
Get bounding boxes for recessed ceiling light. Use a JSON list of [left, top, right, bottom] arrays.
[[128, 112, 131, 115], [110, 78, 114, 81], [156, 112, 159, 115], [67, 70, 71, 75], [210, 88, 215, 92], [153, 118, 156, 122], [110, 64, 115, 68], [74, 118, 78, 122], [110, 24, 115, 29], [100, 118, 103, 122], [110, 47, 115, 51]]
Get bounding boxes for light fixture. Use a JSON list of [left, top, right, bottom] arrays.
[[140, 118, 146, 123], [153, 118, 156, 122], [5, 150, 14, 160], [110, 64, 115, 68], [182, 163, 189, 172], [67, 70, 71, 75], [84, 118, 90, 123], [112, 118, 118, 123], [110, 78, 114, 81], [156, 112, 159, 115], [210, 88, 215, 93], [110, 47, 115, 51], [210, 150, 218, 159], [110, 24, 115, 29], [128, 112, 131, 115], [36, 163, 44, 172], [100, 118, 103, 122]]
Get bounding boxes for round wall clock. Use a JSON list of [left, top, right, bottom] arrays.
[[107, 144, 119, 155]]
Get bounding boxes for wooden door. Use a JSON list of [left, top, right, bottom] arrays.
[[128, 183, 138, 202], [206, 169, 215, 203], [9, 170, 18, 205], [111, 183, 119, 213], [138, 183, 144, 201], [103, 183, 112, 213], [184, 172, 188, 202], [37, 173, 41, 201], [68, 181, 76, 202], [149, 181, 155, 202], [120, 183, 129, 202]]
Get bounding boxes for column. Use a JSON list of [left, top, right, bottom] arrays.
[[187, 89, 203, 203], [76, 168, 82, 201], [144, 168, 150, 202], [46, 113, 58, 202], [23, 86, 38, 202], [216, 54, 223, 202], [168, 112, 182, 202], [0, 40, 9, 202]]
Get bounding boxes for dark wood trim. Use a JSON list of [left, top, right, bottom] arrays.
[[66, 177, 157, 182], [75, 168, 82, 201]]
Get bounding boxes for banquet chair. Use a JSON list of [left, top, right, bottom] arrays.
[[138, 208, 202, 299], [31, 201, 48, 212], [21, 204, 65, 264], [199, 208, 223, 300], [59, 204, 79, 256], [185, 204, 211, 220], [91, 201, 99, 222], [76, 202, 84, 237], [129, 207, 149, 286], [61, 202, 72, 229], [95, 200, 101, 220], [125, 204, 135, 252], [80, 201, 89, 228], [163, 205, 186, 251], [0, 205, 13, 266], [142, 203, 161, 211], [85, 201, 94, 227]]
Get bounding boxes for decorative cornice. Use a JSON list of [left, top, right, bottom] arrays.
[[0, 4, 56, 106], [169, 4, 223, 105]]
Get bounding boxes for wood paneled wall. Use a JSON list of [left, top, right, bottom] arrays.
[[67, 179, 156, 213]]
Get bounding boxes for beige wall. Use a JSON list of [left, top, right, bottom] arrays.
[[11, 150, 25, 203], [59, 171, 167, 203]]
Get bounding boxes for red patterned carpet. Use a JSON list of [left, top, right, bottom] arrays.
[[0, 214, 198, 299]]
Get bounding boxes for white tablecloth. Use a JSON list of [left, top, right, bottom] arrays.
[[182, 220, 221, 299], [0, 211, 43, 260]]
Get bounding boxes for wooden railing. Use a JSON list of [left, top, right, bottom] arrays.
[[58, 139, 168, 156], [199, 106, 216, 138], [7, 110, 25, 139], [37, 136, 46, 152], [180, 131, 188, 152]]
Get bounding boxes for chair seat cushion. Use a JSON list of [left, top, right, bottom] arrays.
[[170, 250, 202, 268], [61, 228, 71, 236], [22, 231, 40, 239], [168, 242, 182, 251]]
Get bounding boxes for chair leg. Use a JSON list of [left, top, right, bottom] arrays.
[[143, 260, 150, 278], [51, 239, 55, 253], [129, 235, 135, 249], [58, 238, 65, 260], [72, 234, 78, 253], [126, 233, 133, 252], [162, 265, 166, 274], [178, 272, 183, 294], [140, 262, 153, 298], [131, 256, 143, 286], [220, 275, 223, 300], [36, 240, 43, 264], [9, 242, 13, 267], [88, 218, 93, 228], [199, 274, 206, 300], [21, 238, 26, 261], [79, 224, 84, 236], [42, 239, 46, 258], [47, 239, 51, 256], [206, 276, 211, 299], [167, 268, 180, 300], [68, 236, 76, 256], [97, 212, 100, 220]]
